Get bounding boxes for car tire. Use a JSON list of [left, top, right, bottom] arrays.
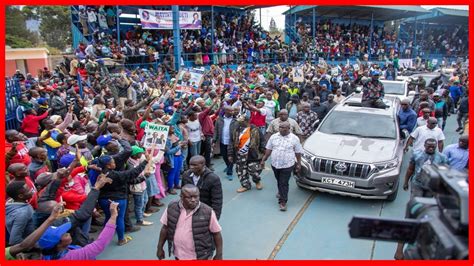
[[386, 185, 399, 202]]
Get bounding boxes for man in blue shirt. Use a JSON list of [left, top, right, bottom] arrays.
[[402, 138, 448, 198], [398, 98, 417, 136], [449, 81, 462, 112], [443, 135, 468, 172]]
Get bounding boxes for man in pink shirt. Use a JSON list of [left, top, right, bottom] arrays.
[[156, 184, 223, 260]]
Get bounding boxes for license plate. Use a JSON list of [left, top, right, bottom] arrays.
[[321, 177, 355, 188]]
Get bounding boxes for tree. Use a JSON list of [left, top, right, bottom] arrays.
[[23, 6, 71, 50], [6, 6, 38, 48]]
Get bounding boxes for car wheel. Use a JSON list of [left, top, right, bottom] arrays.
[[386, 186, 399, 202]]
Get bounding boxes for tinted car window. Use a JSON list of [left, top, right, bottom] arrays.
[[382, 82, 405, 95], [319, 111, 397, 139]]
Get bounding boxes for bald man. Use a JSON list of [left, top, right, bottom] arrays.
[[181, 155, 223, 219], [405, 117, 445, 153], [266, 109, 302, 140], [398, 98, 417, 134], [443, 135, 469, 171]]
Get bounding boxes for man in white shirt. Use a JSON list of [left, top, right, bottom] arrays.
[[404, 117, 445, 153], [261, 121, 303, 211]]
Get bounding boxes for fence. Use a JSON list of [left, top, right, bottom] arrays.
[[5, 79, 22, 131]]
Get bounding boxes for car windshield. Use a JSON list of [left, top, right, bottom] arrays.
[[382, 82, 405, 95], [319, 111, 397, 139]]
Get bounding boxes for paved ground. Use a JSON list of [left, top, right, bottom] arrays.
[[97, 116, 462, 260]]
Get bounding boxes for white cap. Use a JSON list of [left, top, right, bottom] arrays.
[[67, 134, 88, 146]]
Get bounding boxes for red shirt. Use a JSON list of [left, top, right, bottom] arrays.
[[5, 141, 31, 166], [20, 111, 49, 135], [250, 110, 266, 127], [198, 107, 215, 137]]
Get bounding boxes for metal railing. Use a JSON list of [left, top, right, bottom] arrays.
[[5, 79, 22, 130]]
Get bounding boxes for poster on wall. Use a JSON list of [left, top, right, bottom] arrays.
[[139, 9, 202, 30]]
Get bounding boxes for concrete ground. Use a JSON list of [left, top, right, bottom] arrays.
[[97, 115, 463, 260]]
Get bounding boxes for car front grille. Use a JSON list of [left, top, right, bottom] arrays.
[[313, 158, 372, 179]]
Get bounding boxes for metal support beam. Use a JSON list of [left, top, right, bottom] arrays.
[[211, 6, 214, 63], [414, 16, 418, 57], [312, 7, 315, 40], [116, 6, 120, 44], [369, 12, 373, 60], [172, 5, 181, 72]]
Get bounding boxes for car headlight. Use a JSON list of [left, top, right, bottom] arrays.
[[302, 150, 314, 162], [374, 159, 399, 171]]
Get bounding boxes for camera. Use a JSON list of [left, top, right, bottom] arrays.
[[348, 164, 468, 259]]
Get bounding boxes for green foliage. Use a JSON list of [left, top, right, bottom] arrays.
[[22, 6, 72, 50], [6, 6, 38, 48], [6, 34, 33, 48]]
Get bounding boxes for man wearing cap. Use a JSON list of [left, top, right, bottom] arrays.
[[398, 98, 417, 136], [38, 201, 119, 260], [432, 92, 448, 130], [229, 115, 265, 193], [361, 71, 385, 108]]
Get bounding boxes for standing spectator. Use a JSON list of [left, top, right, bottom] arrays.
[[432, 93, 448, 130], [198, 97, 219, 170], [186, 111, 203, 158], [156, 184, 223, 260], [443, 135, 469, 172], [398, 98, 417, 135], [456, 92, 468, 134], [261, 121, 303, 211], [229, 115, 265, 193], [181, 155, 223, 219], [310, 96, 328, 120], [448, 80, 462, 113], [334, 89, 346, 103], [296, 102, 318, 142], [213, 106, 237, 180], [266, 109, 302, 138], [404, 117, 445, 153]]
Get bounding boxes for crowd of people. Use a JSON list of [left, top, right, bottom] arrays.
[[5, 28, 469, 259], [70, 6, 468, 71]]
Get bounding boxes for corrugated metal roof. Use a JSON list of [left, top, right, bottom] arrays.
[[283, 5, 429, 21], [434, 7, 468, 17]]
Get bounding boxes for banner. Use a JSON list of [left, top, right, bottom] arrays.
[[139, 9, 202, 30], [176, 67, 206, 92], [144, 123, 169, 150]]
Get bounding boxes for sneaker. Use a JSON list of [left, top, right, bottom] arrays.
[[456, 127, 463, 132], [255, 182, 263, 190], [236, 186, 250, 193], [146, 207, 160, 213], [143, 213, 152, 217], [152, 200, 165, 207], [125, 226, 141, 233], [167, 189, 177, 195], [137, 220, 154, 226], [279, 203, 287, 211], [226, 174, 234, 181]]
